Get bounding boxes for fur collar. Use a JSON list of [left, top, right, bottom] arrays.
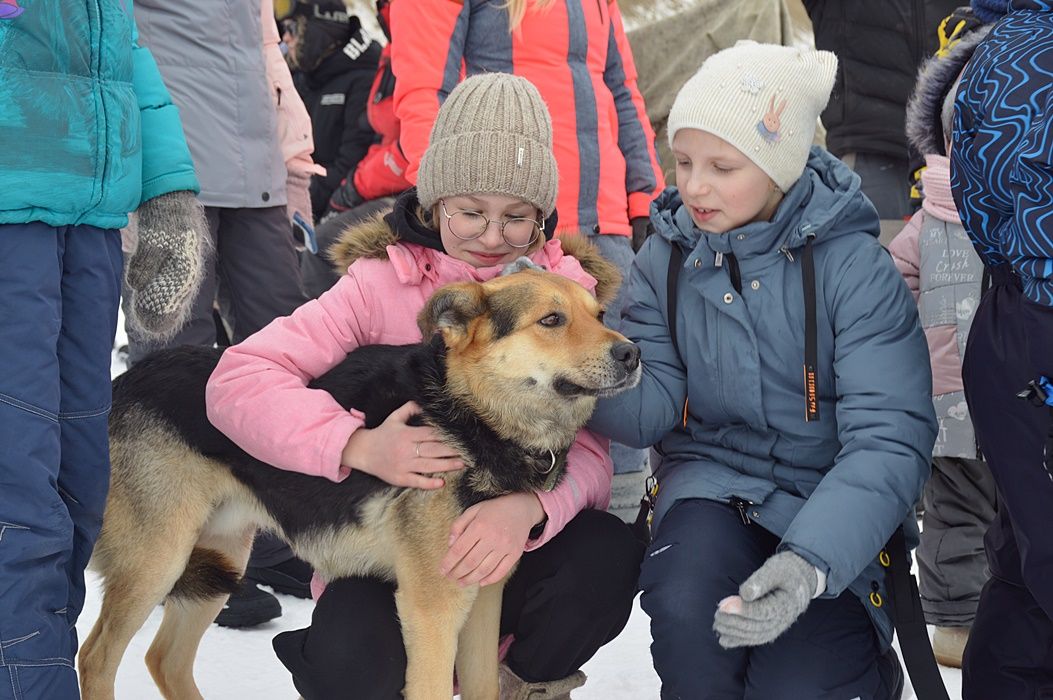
[[905, 25, 991, 156]]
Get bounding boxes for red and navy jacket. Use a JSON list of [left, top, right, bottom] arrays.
[[389, 0, 664, 237]]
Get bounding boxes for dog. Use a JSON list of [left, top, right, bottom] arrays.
[[79, 268, 641, 700]]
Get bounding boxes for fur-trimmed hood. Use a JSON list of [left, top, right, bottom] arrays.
[[327, 203, 622, 307], [906, 23, 991, 157]]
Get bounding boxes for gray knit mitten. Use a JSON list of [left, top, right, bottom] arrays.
[[125, 190, 209, 340], [712, 551, 817, 649], [499, 663, 586, 699]]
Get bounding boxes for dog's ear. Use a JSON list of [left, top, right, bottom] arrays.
[[417, 281, 488, 345]]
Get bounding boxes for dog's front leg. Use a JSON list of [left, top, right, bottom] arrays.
[[394, 559, 477, 700], [455, 578, 505, 700]]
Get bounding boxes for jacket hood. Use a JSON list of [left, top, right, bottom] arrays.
[[905, 24, 991, 157], [328, 194, 621, 306], [650, 146, 879, 258]]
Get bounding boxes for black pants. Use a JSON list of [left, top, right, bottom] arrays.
[[960, 266, 1053, 699], [272, 510, 644, 700], [639, 499, 898, 700]]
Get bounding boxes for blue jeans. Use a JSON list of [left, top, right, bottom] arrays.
[[640, 499, 897, 699], [590, 233, 647, 475], [0, 223, 122, 699]]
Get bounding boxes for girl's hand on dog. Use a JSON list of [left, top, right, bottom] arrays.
[[440, 493, 545, 586], [341, 401, 463, 489]]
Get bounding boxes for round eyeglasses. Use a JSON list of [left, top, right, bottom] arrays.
[[440, 200, 543, 249]]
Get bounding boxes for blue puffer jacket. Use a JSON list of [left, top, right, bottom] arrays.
[[590, 147, 937, 645], [952, 2, 1053, 308], [0, 0, 198, 230]]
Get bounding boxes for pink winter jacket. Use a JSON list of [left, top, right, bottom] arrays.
[[205, 233, 615, 598], [888, 154, 966, 397]]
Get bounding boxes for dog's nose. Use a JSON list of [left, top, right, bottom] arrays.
[[610, 342, 640, 372]]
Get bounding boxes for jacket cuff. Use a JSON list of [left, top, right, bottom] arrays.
[[627, 191, 656, 221]]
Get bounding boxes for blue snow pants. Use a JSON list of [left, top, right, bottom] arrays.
[[0, 223, 122, 700], [960, 265, 1053, 699], [639, 498, 901, 699]]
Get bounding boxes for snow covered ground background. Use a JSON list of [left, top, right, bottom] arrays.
[[89, 317, 964, 698]]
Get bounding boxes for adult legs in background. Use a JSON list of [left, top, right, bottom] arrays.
[[0, 223, 121, 700], [960, 267, 1053, 699], [916, 455, 996, 667]]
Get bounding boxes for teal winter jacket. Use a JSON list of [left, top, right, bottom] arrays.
[[0, 0, 198, 230], [590, 148, 937, 645]]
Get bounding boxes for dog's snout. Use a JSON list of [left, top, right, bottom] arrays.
[[611, 342, 640, 372]]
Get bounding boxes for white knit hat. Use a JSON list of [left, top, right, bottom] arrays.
[[667, 41, 838, 191]]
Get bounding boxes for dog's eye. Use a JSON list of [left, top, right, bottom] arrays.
[[538, 313, 564, 328], [596, 310, 605, 322]]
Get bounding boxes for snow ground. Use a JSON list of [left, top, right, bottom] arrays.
[[97, 319, 963, 699]]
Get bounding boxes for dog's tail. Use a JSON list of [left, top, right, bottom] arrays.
[[167, 547, 242, 601]]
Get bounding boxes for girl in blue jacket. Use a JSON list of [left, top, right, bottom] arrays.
[[590, 42, 937, 699]]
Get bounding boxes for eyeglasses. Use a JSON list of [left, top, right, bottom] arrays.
[[439, 200, 543, 249]]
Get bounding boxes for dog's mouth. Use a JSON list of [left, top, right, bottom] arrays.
[[553, 368, 640, 398]]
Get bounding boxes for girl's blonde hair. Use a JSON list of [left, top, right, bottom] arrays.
[[504, 0, 556, 31]]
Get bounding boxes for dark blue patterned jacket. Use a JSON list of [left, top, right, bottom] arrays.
[[951, 2, 1053, 308]]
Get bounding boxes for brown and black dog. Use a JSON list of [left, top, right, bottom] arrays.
[[79, 268, 640, 700]]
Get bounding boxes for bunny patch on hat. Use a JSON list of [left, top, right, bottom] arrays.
[[667, 41, 838, 191]]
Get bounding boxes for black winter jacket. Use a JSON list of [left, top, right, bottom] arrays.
[[296, 27, 382, 218], [804, 0, 962, 159]]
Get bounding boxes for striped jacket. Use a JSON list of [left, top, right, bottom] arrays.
[[950, 1, 1053, 307], [389, 0, 664, 237]]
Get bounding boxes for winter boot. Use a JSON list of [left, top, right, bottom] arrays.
[[932, 625, 970, 668], [213, 579, 282, 628], [499, 663, 586, 700], [246, 555, 314, 599]]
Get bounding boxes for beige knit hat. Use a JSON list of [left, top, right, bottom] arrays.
[[667, 41, 838, 191], [417, 72, 559, 216]]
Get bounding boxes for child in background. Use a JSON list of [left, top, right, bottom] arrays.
[[888, 18, 995, 669], [589, 42, 936, 698], [206, 73, 643, 700]]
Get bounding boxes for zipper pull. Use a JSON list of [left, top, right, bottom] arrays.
[[779, 246, 794, 263], [714, 251, 723, 267], [729, 496, 754, 525]]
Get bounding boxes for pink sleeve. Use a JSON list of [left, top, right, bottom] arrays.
[[205, 272, 375, 482], [888, 211, 923, 303], [525, 428, 613, 550]]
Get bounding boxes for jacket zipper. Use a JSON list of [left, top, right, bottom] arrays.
[[729, 496, 754, 525]]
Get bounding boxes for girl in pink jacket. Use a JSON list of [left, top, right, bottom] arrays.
[[205, 73, 643, 699]]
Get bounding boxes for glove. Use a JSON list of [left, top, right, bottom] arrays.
[[712, 551, 817, 649], [125, 190, 210, 341], [286, 167, 315, 229], [328, 175, 363, 214], [631, 216, 651, 253]]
